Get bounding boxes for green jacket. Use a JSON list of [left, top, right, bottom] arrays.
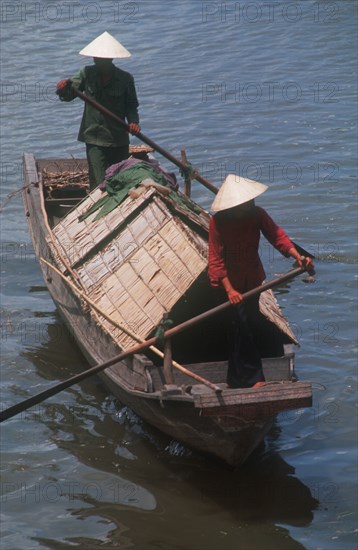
[[62, 64, 139, 147]]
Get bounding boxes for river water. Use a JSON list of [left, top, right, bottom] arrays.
[[0, 1, 357, 549]]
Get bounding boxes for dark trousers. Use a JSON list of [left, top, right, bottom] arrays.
[[86, 144, 129, 190], [227, 297, 267, 388]]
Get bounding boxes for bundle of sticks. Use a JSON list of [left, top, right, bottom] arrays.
[[42, 168, 89, 196]]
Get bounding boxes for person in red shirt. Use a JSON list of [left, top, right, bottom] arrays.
[[208, 174, 314, 388]]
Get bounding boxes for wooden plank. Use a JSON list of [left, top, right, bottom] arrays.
[[23, 152, 39, 185], [155, 355, 292, 387], [192, 382, 312, 408], [199, 395, 312, 423]]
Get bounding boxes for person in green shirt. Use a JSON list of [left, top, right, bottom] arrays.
[[56, 31, 141, 190]]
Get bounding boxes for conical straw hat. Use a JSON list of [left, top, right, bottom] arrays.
[[211, 174, 268, 212], [79, 31, 131, 58]]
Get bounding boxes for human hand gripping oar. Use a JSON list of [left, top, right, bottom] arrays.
[[0, 266, 307, 423]]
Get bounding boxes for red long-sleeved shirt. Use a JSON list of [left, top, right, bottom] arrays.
[[208, 206, 293, 292]]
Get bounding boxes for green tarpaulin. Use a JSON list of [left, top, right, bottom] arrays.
[[79, 162, 201, 222]]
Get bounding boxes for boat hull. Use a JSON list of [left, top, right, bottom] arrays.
[[22, 153, 312, 466]]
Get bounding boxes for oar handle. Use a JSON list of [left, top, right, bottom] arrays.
[[0, 266, 305, 423], [71, 86, 219, 194]]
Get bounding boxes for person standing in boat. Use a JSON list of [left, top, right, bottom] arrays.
[[208, 174, 314, 389], [56, 31, 141, 190]]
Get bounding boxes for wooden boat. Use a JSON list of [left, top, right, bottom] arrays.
[[22, 152, 312, 466]]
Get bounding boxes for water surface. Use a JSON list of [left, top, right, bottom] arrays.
[[1, 1, 357, 549]]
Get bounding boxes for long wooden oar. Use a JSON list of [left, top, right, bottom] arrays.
[[71, 86, 218, 194], [71, 86, 314, 259], [0, 266, 305, 423]]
